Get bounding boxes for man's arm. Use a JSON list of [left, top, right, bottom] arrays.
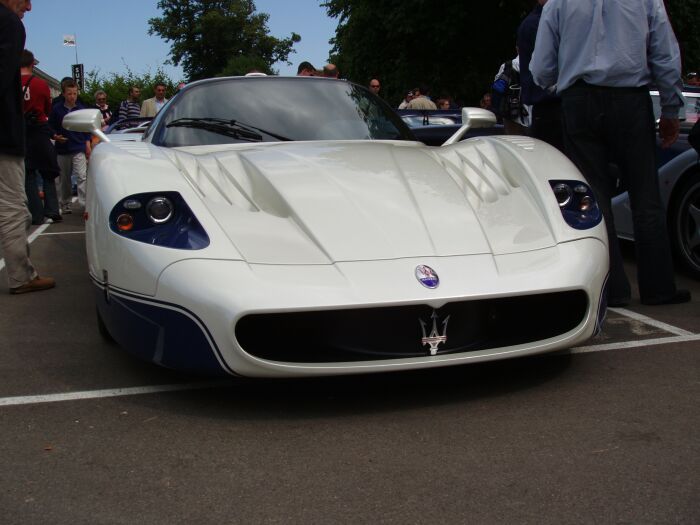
[[530, 3, 560, 90], [648, 0, 683, 147]]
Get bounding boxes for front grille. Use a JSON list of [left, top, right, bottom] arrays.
[[235, 290, 588, 363]]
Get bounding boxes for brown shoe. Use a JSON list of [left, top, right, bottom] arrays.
[[10, 276, 56, 295]]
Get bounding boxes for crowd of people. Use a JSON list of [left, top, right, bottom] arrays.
[[0, 0, 696, 306]]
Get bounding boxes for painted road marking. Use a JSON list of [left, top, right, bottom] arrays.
[[609, 307, 694, 336], [0, 381, 229, 408], [39, 231, 86, 236]]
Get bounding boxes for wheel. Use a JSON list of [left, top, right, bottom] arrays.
[[669, 174, 700, 278], [96, 306, 115, 343]]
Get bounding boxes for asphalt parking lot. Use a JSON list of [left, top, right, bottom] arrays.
[[1, 213, 698, 524]]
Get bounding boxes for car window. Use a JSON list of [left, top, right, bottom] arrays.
[[149, 77, 414, 147]]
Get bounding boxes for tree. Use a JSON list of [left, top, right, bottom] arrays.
[[667, 0, 700, 76], [323, 0, 533, 107], [149, 0, 300, 80], [324, 0, 700, 107]]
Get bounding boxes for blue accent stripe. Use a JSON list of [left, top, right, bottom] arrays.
[[92, 276, 236, 376]]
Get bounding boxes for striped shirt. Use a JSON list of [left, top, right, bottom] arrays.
[[118, 100, 141, 121]]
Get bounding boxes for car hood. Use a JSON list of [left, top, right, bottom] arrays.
[[165, 141, 556, 264]]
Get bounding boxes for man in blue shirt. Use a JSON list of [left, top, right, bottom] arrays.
[[530, 0, 689, 306], [49, 79, 91, 214]]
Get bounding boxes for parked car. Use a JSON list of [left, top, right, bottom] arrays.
[[63, 76, 608, 378], [612, 88, 700, 276]]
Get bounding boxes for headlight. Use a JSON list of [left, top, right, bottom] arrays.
[[549, 180, 603, 230], [553, 183, 573, 207], [146, 196, 174, 224], [109, 192, 209, 249]]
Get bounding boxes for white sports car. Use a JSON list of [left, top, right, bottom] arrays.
[[64, 76, 608, 378]]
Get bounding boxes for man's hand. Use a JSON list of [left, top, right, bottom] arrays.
[[53, 134, 68, 144], [659, 116, 680, 148]]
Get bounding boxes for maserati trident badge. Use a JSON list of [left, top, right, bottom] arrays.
[[415, 265, 439, 288], [419, 310, 450, 356]]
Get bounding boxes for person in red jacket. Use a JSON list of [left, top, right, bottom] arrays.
[[21, 48, 61, 224]]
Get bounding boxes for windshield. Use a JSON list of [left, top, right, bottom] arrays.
[[148, 77, 415, 147]]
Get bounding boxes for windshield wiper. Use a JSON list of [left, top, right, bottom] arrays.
[[166, 117, 291, 142]]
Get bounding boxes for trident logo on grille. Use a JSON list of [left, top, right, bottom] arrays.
[[419, 310, 450, 356]]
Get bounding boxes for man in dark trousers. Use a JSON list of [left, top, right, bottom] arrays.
[[517, 0, 563, 151], [531, 0, 689, 306], [0, 0, 55, 295]]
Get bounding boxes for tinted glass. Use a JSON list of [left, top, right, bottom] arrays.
[[148, 77, 414, 147]]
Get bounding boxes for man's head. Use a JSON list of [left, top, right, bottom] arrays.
[[323, 64, 339, 78], [413, 85, 430, 97], [94, 90, 107, 105], [62, 79, 78, 107], [369, 78, 381, 95], [0, 0, 32, 19], [20, 49, 35, 70], [154, 83, 166, 101], [128, 86, 141, 102], [297, 61, 316, 76]]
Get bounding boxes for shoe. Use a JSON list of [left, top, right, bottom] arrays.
[[10, 276, 56, 295], [641, 289, 691, 306], [607, 297, 630, 307], [61, 206, 72, 215], [45, 214, 62, 223]]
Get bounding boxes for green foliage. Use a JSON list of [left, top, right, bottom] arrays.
[[83, 66, 181, 110], [667, 0, 700, 76], [323, 0, 533, 106], [324, 0, 700, 107], [148, 0, 300, 80]]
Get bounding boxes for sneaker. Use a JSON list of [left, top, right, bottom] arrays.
[[45, 214, 63, 223], [10, 276, 56, 295], [61, 206, 72, 215]]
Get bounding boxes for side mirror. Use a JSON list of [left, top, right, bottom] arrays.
[[442, 108, 497, 146], [62, 108, 110, 143]]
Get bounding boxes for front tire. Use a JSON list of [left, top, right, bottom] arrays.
[[669, 173, 700, 278]]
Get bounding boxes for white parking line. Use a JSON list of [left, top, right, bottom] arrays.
[[570, 333, 700, 354], [0, 381, 229, 408], [609, 307, 694, 336], [40, 231, 86, 236]]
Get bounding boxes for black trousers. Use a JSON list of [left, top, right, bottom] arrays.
[[560, 82, 676, 303]]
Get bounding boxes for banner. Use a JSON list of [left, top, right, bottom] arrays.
[[72, 64, 84, 92], [63, 35, 76, 47]]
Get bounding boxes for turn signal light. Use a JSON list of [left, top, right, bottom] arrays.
[[116, 213, 134, 231]]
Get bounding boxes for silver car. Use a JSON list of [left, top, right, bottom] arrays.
[[612, 89, 700, 277]]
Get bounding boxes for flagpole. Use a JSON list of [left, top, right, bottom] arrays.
[[74, 33, 78, 65]]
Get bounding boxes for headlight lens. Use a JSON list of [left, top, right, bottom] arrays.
[[146, 197, 174, 224], [553, 183, 573, 207], [549, 180, 603, 230]]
